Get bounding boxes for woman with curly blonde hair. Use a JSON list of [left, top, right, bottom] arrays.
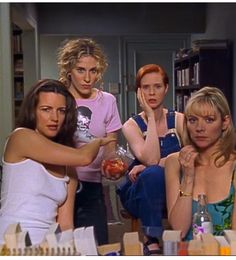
[[57, 38, 122, 245], [58, 38, 108, 88]]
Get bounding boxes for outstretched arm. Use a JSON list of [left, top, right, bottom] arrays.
[[103, 131, 119, 156], [4, 128, 116, 167]]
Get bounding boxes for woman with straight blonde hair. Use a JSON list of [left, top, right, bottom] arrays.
[[165, 86, 236, 240]]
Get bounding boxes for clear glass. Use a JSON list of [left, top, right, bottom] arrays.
[[101, 145, 131, 181], [192, 194, 213, 240]]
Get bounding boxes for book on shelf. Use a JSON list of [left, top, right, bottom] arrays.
[[183, 95, 189, 108], [176, 68, 190, 87], [175, 93, 183, 112], [14, 81, 24, 100], [14, 59, 24, 75], [193, 62, 199, 85], [13, 34, 22, 53], [177, 69, 181, 87]]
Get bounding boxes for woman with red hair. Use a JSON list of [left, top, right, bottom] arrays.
[[117, 64, 184, 255]]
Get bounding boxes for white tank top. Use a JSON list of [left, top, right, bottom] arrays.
[[0, 158, 69, 245]]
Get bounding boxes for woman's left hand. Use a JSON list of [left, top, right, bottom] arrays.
[[128, 164, 146, 182]]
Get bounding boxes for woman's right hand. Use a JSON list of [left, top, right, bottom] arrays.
[[99, 136, 116, 146], [137, 88, 154, 119], [178, 145, 198, 179]]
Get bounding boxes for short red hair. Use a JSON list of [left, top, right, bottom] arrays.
[[135, 64, 169, 92]]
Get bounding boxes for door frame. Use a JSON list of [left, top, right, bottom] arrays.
[[120, 34, 191, 122]]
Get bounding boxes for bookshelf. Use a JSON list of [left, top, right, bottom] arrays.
[[12, 24, 24, 123], [174, 40, 232, 112]]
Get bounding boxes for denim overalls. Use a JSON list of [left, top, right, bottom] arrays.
[[117, 110, 182, 238]]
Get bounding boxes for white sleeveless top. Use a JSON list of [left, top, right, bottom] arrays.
[[0, 158, 69, 245]]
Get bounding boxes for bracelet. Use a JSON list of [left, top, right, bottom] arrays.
[[179, 189, 192, 197]]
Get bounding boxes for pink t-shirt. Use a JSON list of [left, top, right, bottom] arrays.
[[74, 90, 122, 183]]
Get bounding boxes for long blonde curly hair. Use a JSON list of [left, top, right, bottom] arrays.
[[57, 38, 108, 88]]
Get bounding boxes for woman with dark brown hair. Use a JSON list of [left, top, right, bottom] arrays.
[[0, 79, 115, 245]]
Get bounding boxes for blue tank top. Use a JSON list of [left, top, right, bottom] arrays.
[[185, 170, 235, 241], [132, 110, 182, 159]]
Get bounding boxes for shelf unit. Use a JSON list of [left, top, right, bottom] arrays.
[[174, 40, 232, 112], [12, 24, 24, 123]]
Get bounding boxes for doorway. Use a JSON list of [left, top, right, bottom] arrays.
[[120, 35, 191, 123]]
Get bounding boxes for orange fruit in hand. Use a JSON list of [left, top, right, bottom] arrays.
[[102, 157, 128, 179]]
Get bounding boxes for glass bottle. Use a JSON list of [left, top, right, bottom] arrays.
[[192, 194, 213, 240]]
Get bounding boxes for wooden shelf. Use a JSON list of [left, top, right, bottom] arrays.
[[174, 41, 233, 112], [12, 23, 24, 124]]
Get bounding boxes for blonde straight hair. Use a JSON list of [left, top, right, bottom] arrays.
[[183, 86, 235, 167]]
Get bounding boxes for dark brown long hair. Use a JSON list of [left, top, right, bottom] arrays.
[[16, 79, 77, 147]]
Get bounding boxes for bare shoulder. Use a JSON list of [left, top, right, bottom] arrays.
[[122, 116, 139, 133], [165, 152, 181, 177], [8, 128, 36, 144], [175, 111, 185, 122], [123, 116, 136, 127], [166, 152, 179, 163], [175, 111, 184, 136], [4, 128, 37, 161]]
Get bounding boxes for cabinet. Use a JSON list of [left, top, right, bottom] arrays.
[[174, 40, 232, 112], [12, 24, 24, 122]]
